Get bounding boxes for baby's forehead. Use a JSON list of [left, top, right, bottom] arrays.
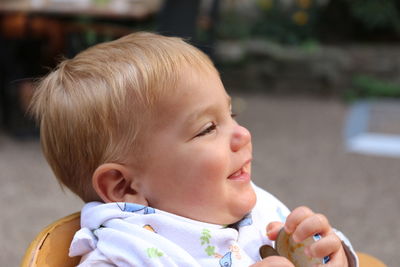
[[148, 65, 227, 113], [156, 79, 229, 114]]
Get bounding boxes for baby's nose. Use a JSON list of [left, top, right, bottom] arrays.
[[230, 124, 251, 152]]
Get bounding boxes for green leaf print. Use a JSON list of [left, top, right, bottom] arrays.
[[205, 245, 216, 256], [200, 229, 219, 257], [200, 229, 212, 245], [200, 236, 209, 245], [146, 247, 164, 258]]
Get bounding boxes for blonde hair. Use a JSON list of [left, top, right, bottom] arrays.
[[30, 32, 216, 202]]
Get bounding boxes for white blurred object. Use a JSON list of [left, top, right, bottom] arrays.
[[345, 99, 400, 158], [110, 0, 162, 14], [347, 133, 400, 157], [31, 0, 44, 7], [111, 0, 128, 12], [48, 0, 91, 7]]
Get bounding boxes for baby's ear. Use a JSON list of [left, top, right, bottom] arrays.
[[92, 163, 148, 205]]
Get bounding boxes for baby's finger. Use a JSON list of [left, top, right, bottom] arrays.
[[315, 246, 347, 267], [306, 232, 341, 258], [284, 206, 314, 235], [292, 213, 331, 243], [267, 222, 284, 241]]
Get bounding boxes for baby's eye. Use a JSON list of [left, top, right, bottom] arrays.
[[195, 122, 217, 137], [231, 113, 237, 119]]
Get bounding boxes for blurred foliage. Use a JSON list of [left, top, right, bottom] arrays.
[[217, 4, 253, 40], [349, 0, 400, 32], [252, 0, 323, 44], [217, 0, 400, 44], [345, 75, 400, 101]]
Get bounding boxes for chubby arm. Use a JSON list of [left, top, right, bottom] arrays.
[[267, 206, 349, 267]]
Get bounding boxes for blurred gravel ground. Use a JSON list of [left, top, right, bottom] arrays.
[[1, 94, 396, 266]]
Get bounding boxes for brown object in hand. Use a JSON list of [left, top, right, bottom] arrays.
[[259, 244, 279, 259], [259, 228, 327, 267]]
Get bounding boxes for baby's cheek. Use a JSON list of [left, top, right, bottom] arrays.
[[200, 151, 229, 178]]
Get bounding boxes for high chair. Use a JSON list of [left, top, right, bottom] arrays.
[[21, 212, 387, 267], [21, 212, 81, 267]]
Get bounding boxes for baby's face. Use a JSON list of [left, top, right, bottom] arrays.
[[135, 68, 256, 225]]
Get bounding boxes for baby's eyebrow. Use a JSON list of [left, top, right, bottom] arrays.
[[185, 95, 231, 126], [185, 105, 215, 126]]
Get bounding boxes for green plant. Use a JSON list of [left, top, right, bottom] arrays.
[[345, 75, 400, 101]]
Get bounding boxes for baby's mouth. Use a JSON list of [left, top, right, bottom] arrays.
[[228, 168, 244, 179], [228, 160, 251, 180]]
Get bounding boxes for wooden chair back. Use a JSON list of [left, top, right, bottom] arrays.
[[21, 212, 81, 267]]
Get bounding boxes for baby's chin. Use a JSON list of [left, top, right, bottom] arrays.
[[196, 208, 254, 226], [225, 198, 257, 225], [234, 189, 257, 217], [184, 191, 257, 225]]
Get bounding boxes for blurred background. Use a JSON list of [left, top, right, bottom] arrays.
[[0, 0, 399, 266]]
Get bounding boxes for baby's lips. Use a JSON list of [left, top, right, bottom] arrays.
[[228, 158, 251, 179], [228, 168, 243, 179]]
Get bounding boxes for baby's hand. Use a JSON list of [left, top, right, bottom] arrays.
[[250, 256, 294, 267], [267, 206, 348, 267]]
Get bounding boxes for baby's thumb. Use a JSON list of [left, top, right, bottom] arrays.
[[266, 222, 284, 241]]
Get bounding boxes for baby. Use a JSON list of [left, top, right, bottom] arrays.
[[30, 32, 358, 266]]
